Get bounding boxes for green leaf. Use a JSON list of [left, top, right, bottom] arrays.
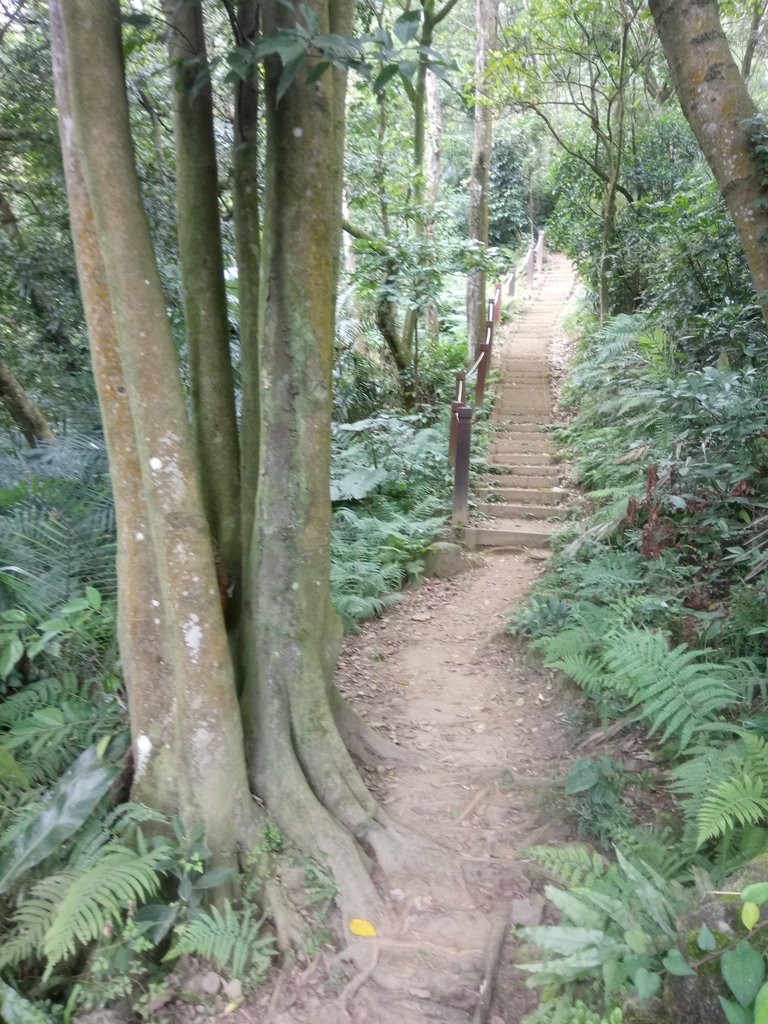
[[0, 743, 120, 894], [720, 997, 755, 1024], [0, 980, 50, 1024], [0, 745, 29, 788], [518, 925, 619, 956], [625, 926, 650, 954], [85, 587, 102, 610], [1, 610, 27, 623], [276, 53, 305, 102], [722, 941, 766, 1008], [663, 949, 696, 976], [0, 638, 24, 680], [755, 980, 768, 1024], [565, 758, 601, 794], [393, 9, 421, 44], [373, 64, 399, 95], [743, 902, 761, 931], [742, 884, 768, 907], [698, 922, 717, 951], [633, 967, 661, 1002]]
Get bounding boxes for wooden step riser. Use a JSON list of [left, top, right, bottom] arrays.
[[493, 444, 554, 456]]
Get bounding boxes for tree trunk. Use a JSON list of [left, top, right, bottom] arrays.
[[424, 69, 442, 341], [241, 0, 401, 921], [649, 0, 768, 325], [164, 0, 241, 594], [231, 0, 261, 576], [53, 0, 253, 858], [0, 354, 53, 444], [466, 0, 497, 361]]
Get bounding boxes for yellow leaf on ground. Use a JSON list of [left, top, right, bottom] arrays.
[[349, 917, 377, 937]]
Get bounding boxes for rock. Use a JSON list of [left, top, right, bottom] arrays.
[[510, 895, 546, 927], [201, 970, 222, 995], [223, 978, 243, 1000], [423, 541, 470, 579], [76, 1013, 131, 1024]]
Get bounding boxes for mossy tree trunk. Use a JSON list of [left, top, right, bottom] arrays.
[[51, 0, 399, 921], [466, 0, 497, 361], [52, 0, 254, 860], [164, 0, 241, 595], [649, 0, 768, 326], [0, 355, 53, 445]]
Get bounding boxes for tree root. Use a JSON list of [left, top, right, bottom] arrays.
[[338, 941, 380, 1020], [332, 696, 419, 768]]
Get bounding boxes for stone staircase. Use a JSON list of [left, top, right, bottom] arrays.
[[464, 256, 575, 550]]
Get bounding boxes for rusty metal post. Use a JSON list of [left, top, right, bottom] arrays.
[[475, 344, 491, 405], [448, 370, 465, 466], [452, 404, 473, 526], [526, 245, 535, 288], [508, 270, 516, 298]]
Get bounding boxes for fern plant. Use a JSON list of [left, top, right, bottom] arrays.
[[164, 900, 275, 981]]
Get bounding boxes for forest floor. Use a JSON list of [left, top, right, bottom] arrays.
[[233, 260, 582, 1024]]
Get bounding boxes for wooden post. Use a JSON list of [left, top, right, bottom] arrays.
[[526, 245, 535, 288], [508, 270, 516, 298], [448, 370, 466, 466], [452, 404, 473, 526]]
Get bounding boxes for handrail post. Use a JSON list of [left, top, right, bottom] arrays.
[[448, 370, 465, 466], [535, 230, 545, 271], [452, 404, 473, 526], [493, 282, 502, 325], [526, 245, 535, 288], [508, 270, 516, 298], [475, 340, 491, 405]]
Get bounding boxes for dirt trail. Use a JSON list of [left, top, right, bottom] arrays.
[[243, 260, 578, 1024]]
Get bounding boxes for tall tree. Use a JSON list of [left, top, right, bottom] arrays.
[[50, 0, 399, 925], [466, 0, 498, 359], [648, 0, 768, 325]]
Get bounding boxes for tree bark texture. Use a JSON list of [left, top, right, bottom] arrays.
[[241, 0, 400, 920], [164, 0, 241, 593], [649, 0, 768, 323], [466, 0, 497, 361], [53, 0, 253, 856], [0, 354, 53, 444]]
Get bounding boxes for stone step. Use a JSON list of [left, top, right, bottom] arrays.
[[478, 501, 562, 520], [489, 452, 554, 467], [484, 471, 560, 487], [493, 423, 546, 433], [478, 486, 564, 505], [464, 520, 555, 550], [493, 439, 551, 453]]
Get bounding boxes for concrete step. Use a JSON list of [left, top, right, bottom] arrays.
[[464, 520, 555, 549], [489, 452, 554, 467], [484, 472, 560, 488], [477, 502, 562, 520], [478, 486, 564, 505], [495, 436, 557, 452], [493, 423, 546, 433]]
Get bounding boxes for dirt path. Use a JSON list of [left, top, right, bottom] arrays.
[[239, 262, 578, 1024]]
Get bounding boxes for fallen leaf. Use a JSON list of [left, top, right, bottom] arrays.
[[349, 917, 377, 937]]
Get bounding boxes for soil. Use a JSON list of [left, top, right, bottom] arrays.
[[193, 262, 585, 1024]]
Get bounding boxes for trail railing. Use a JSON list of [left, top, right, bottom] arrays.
[[449, 231, 546, 527]]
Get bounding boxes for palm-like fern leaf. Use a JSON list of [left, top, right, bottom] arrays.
[[165, 900, 275, 979], [697, 774, 768, 846], [38, 844, 165, 973], [604, 628, 740, 750]]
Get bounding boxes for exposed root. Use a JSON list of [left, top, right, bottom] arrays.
[[264, 876, 306, 957], [454, 784, 491, 826], [333, 696, 419, 768], [471, 916, 509, 1024], [338, 941, 380, 1020]]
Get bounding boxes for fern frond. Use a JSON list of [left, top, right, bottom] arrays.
[[520, 844, 606, 889], [547, 654, 612, 695], [697, 774, 768, 846], [165, 901, 275, 979], [604, 629, 740, 750], [41, 845, 165, 973]]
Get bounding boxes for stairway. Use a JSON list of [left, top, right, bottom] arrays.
[[464, 255, 575, 550]]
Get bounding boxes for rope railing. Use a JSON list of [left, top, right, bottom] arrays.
[[449, 230, 546, 526]]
